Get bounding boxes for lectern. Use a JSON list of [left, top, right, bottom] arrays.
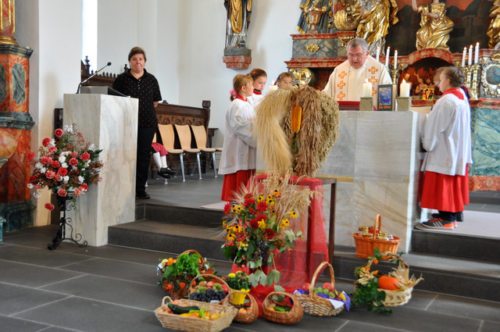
[[63, 93, 138, 246]]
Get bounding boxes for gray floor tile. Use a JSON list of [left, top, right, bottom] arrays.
[[41, 274, 164, 311], [0, 245, 93, 268], [429, 294, 500, 323], [0, 283, 67, 315], [0, 315, 49, 332], [338, 320, 406, 331], [0, 260, 83, 288], [225, 314, 347, 332], [344, 306, 480, 332], [15, 297, 164, 332], [61, 257, 157, 284], [38, 327, 83, 332], [402, 290, 437, 310], [481, 320, 500, 332]]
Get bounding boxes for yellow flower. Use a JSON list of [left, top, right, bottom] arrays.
[[266, 195, 275, 205], [237, 241, 248, 249], [228, 273, 236, 278], [232, 204, 244, 214], [233, 225, 242, 233], [272, 189, 281, 198], [161, 258, 168, 266], [226, 234, 236, 241], [258, 219, 266, 230], [280, 218, 290, 228], [289, 210, 298, 219], [257, 194, 265, 203]]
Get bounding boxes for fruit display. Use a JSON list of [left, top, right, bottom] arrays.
[[160, 301, 221, 320], [267, 293, 294, 313], [189, 278, 230, 303], [294, 282, 351, 311]]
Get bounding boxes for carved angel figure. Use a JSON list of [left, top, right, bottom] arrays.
[[411, 0, 454, 50], [487, 0, 500, 49], [356, 0, 399, 53]]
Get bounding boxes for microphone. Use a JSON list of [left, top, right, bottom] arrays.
[[77, 62, 112, 93]]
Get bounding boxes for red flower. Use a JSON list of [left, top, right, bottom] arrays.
[[51, 160, 61, 168], [44, 203, 55, 211], [80, 183, 88, 191], [71, 152, 78, 158], [257, 201, 267, 212], [57, 188, 67, 197], [223, 202, 231, 214], [244, 197, 255, 207], [42, 137, 52, 147], [40, 156, 51, 165], [264, 229, 276, 239], [74, 188, 82, 197], [55, 174, 62, 182], [250, 218, 259, 229], [69, 158, 78, 166], [48, 146, 57, 153], [26, 151, 36, 161], [57, 167, 68, 176], [45, 170, 55, 179], [29, 175, 38, 182], [80, 152, 91, 161], [54, 128, 64, 138]]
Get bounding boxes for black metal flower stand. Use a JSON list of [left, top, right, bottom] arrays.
[[48, 195, 88, 250]]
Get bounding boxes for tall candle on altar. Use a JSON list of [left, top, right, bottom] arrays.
[[385, 46, 390, 67], [400, 80, 411, 97], [468, 45, 473, 66], [461, 47, 466, 67], [474, 42, 479, 64], [375, 46, 380, 62], [394, 50, 398, 69], [362, 80, 372, 97]]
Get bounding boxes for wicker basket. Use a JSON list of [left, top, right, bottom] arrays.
[[352, 214, 400, 259], [188, 274, 231, 304], [223, 291, 259, 324], [296, 261, 344, 316], [154, 296, 237, 332], [262, 291, 304, 325], [382, 287, 413, 307]]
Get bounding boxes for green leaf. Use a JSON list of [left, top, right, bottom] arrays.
[[266, 269, 281, 285]]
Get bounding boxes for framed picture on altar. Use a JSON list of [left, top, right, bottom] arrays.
[[377, 84, 393, 111]]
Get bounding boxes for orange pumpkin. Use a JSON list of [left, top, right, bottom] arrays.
[[291, 105, 303, 134], [378, 275, 400, 290]]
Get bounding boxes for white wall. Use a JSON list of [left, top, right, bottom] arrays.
[[16, 0, 83, 226]]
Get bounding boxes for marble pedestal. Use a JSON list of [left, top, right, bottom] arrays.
[[318, 111, 422, 252], [63, 94, 138, 246]]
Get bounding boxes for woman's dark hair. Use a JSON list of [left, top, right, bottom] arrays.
[[128, 46, 147, 61], [441, 66, 464, 88], [249, 68, 267, 80]]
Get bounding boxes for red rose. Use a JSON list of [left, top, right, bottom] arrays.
[[40, 156, 50, 165], [80, 183, 88, 191], [57, 167, 68, 176], [71, 152, 78, 158], [27, 152, 36, 161], [45, 170, 55, 179], [29, 175, 38, 182], [69, 158, 78, 166], [244, 197, 255, 207], [49, 146, 57, 153], [45, 203, 55, 211], [223, 202, 231, 214], [51, 160, 61, 168], [54, 128, 64, 138], [74, 188, 82, 197], [57, 188, 67, 197], [80, 152, 91, 161], [55, 174, 62, 182], [42, 137, 52, 147]]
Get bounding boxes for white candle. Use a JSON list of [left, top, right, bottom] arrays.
[[375, 46, 380, 63], [394, 50, 398, 69], [385, 46, 390, 67], [468, 45, 473, 66], [362, 80, 372, 98], [400, 80, 411, 97], [474, 42, 479, 64], [461, 47, 466, 67]]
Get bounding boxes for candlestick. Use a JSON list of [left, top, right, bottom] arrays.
[[385, 46, 390, 67], [375, 46, 380, 63], [400, 80, 411, 97], [461, 47, 466, 67], [474, 42, 479, 64], [394, 50, 398, 69], [362, 80, 372, 98], [468, 45, 473, 66]]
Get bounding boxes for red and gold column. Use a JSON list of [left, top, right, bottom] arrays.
[[0, 0, 34, 231]]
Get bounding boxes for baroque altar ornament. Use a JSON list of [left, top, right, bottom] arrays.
[[28, 126, 103, 250], [223, 0, 253, 69], [411, 0, 454, 50]]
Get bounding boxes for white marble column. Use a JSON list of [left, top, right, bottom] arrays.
[[63, 94, 138, 246]]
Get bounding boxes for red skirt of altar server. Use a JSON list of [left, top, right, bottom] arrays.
[[151, 142, 168, 156], [221, 170, 255, 201], [420, 169, 469, 212]]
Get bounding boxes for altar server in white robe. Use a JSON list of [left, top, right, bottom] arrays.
[[219, 74, 257, 202], [323, 38, 392, 102], [247, 68, 267, 106], [416, 66, 472, 230]]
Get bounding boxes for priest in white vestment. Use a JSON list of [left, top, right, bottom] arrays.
[[323, 38, 392, 102]]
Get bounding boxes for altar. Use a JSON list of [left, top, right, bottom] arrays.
[[318, 111, 422, 253]]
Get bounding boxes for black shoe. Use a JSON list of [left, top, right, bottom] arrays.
[[159, 167, 176, 176], [456, 212, 463, 222], [157, 171, 171, 179], [432, 212, 462, 222], [136, 192, 150, 199]]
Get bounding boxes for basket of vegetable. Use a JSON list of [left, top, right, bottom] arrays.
[[262, 292, 303, 325]]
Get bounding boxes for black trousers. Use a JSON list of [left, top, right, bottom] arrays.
[[136, 127, 155, 194]]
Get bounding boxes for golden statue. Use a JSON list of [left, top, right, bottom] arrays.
[[487, 0, 500, 49], [0, 0, 17, 45], [224, 0, 252, 48], [333, 0, 361, 31], [297, 0, 332, 33], [356, 0, 399, 52], [412, 0, 454, 50]]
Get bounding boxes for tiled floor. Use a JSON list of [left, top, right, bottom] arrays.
[[2, 227, 500, 332]]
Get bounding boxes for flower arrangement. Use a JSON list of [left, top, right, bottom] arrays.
[[28, 125, 103, 209], [221, 173, 312, 287], [226, 271, 250, 291]]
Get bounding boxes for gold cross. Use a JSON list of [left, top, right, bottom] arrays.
[[368, 66, 378, 75], [337, 92, 345, 100], [336, 80, 346, 89], [338, 71, 348, 79]]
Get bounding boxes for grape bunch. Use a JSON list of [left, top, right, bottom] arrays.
[[189, 287, 227, 302]]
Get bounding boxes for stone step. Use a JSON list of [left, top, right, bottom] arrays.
[[109, 218, 500, 303], [135, 203, 223, 228], [411, 229, 500, 264]]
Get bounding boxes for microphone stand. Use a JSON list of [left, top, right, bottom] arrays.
[[76, 62, 112, 94]]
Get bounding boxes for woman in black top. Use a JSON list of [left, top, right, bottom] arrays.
[[113, 46, 163, 199]]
